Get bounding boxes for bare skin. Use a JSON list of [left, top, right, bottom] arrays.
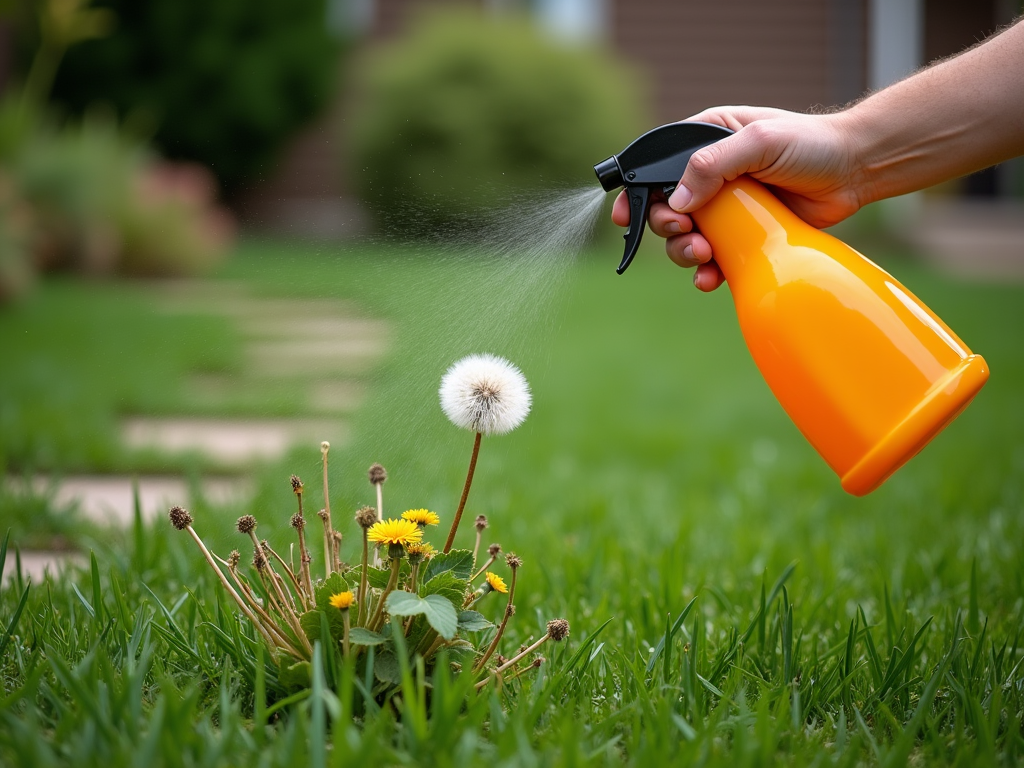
[[612, 17, 1024, 291]]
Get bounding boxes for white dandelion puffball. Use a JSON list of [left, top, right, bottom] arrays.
[[439, 354, 532, 436]]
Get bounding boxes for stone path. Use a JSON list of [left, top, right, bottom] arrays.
[[908, 198, 1024, 280], [4, 280, 388, 582]]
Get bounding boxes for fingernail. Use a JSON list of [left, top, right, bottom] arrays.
[[665, 221, 681, 234], [682, 244, 695, 263], [668, 185, 692, 211]]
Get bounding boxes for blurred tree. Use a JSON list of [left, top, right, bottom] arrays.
[[46, 0, 339, 194], [349, 7, 646, 237]]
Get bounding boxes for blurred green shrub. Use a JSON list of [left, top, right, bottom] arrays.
[[47, 0, 339, 193], [349, 9, 646, 236], [0, 96, 233, 302]]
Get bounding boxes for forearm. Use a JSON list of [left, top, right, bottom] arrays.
[[840, 17, 1024, 206]]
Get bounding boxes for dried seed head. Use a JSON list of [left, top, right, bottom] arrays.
[[487, 543, 501, 557], [227, 550, 240, 568], [368, 463, 387, 485], [332, 531, 343, 545], [321, 441, 330, 455], [532, 657, 545, 668], [290, 512, 305, 530], [317, 509, 329, 522], [290, 475, 304, 494], [236, 515, 257, 534], [474, 515, 488, 532], [260, 539, 271, 553], [546, 619, 570, 642], [168, 506, 193, 530], [253, 551, 267, 571], [355, 506, 378, 529], [505, 552, 522, 570]]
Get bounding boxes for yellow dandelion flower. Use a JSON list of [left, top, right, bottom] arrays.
[[367, 518, 423, 547], [402, 508, 440, 527], [406, 542, 436, 559], [329, 591, 356, 610], [485, 572, 508, 594]]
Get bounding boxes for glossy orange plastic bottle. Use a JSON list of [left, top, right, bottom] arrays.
[[691, 177, 989, 495]]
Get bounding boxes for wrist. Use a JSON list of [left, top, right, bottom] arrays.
[[829, 106, 881, 209]]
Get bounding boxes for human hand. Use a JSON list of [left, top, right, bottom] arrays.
[[612, 106, 862, 291]]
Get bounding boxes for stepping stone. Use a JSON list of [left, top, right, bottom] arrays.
[[121, 417, 348, 466], [2, 551, 86, 584], [14, 475, 252, 526]]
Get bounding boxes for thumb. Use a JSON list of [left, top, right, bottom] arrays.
[[669, 125, 775, 213]]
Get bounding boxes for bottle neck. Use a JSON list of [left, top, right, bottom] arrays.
[[690, 177, 803, 283]]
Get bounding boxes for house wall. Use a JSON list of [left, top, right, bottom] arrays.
[[609, 0, 867, 122]]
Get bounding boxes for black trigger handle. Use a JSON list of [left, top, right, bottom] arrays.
[[616, 186, 652, 275]]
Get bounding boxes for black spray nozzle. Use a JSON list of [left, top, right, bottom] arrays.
[[593, 122, 734, 274]]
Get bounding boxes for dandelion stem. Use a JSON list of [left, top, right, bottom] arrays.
[[357, 530, 369, 627], [471, 555, 496, 583], [295, 519, 315, 602], [342, 610, 351, 657], [225, 564, 302, 656], [495, 633, 549, 674], [373, 484, 385, 567], [321, 443, 335, 579], [472, 529, 483, 569], [444, 431, 482, 553], [474, 567, 517, 672], [257, 537, 305, 608], [423, 634, 447, 660], [185, 526, 280, 653], [369, 557, 401, 632]]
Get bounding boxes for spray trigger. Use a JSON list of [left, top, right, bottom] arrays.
[[593, 122, 734, 274]]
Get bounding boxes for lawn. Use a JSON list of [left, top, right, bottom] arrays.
[[2, 233, 1023, 766]]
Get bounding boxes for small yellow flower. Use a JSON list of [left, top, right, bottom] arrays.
[[485, 572, 508, 594], [329, 591, 356, 610], [402, 508, 440, 527], [406, 542, 436, 560], [367, 518, 423, 547]]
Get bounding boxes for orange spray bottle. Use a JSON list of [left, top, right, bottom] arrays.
[[594, 122, 989, 495]]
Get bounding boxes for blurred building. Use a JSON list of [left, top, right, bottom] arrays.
[[239, 0, 1022, 235]]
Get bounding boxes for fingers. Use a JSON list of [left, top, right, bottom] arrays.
[[611, 190, 630, 227], [694, 262, 726, 292], [648, 202, 693, 238], [665, 231, 712, 268], [669, 122, 782, 213]]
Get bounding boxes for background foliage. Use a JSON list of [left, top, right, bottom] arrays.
[[46, 0, 340, 193], [349, 8, 646, 236]]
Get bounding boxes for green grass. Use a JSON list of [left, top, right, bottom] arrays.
[[2, 236, 1024, 766]]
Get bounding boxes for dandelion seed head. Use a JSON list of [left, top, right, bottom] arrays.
[[355, 506, 378, 529], [168, 506, 192, 530], [236, 515, 257, 534], [439, 354, 531, 435], [547, 619, 570, 641]]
